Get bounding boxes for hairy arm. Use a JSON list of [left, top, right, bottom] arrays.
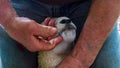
[[0, 0, 62, 52], [0, 0, 17, 27], [58, 0, 120, 68]]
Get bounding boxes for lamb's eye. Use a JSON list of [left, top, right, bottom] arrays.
[[60, 19, 71, 24]]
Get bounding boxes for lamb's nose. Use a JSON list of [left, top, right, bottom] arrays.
[[65, 24, 76, 30], [60, 19, 71, 24]]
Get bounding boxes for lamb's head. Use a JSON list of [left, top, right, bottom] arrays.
[[55, 17, 76, 43]]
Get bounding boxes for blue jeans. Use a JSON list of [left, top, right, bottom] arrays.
[[0, 0, 120, 68]]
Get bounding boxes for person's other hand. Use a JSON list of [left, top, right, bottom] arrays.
[[4, 17, 63, 52], [43, 17, 55, 27]]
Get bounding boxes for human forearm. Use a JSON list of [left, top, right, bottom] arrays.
[[58, 0, 120, 68], [71, 0, 120, 67], [0, 0, 17, 28]]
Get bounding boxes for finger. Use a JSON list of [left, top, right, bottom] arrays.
[[48, 19, 55, 27], [30, 35, 51, 51], [49, 36, 63, 48], [35, 24, 58, 38], [38, 36, 63, 51], [31, 36, 63, 51], [44, 17, 51, 25]]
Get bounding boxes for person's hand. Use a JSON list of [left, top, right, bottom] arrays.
[[4, 17, 63, 52]]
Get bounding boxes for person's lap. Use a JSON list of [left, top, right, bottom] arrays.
[[91, 24, 120, 68], [0, 0, 120, 68], [0, 26, 38, 68]]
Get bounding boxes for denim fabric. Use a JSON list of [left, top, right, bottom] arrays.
[[91, 24, 120, 68], [0, 27, 38, 68], [0, 0, 120, 68]]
